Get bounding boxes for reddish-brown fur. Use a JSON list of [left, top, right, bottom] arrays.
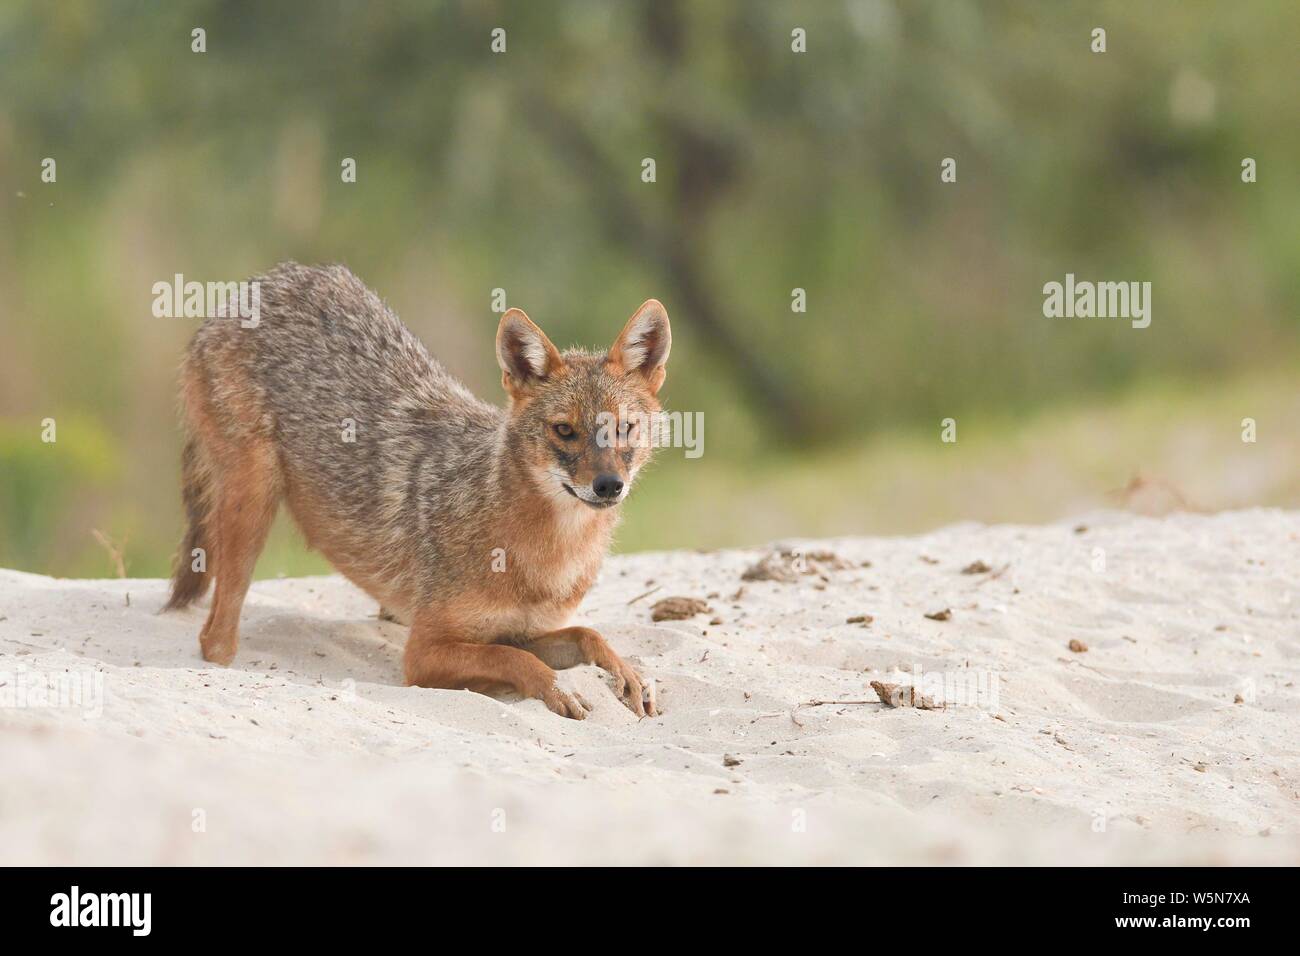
[[167, 263, 670, 719]]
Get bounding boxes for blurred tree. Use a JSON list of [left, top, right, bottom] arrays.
[[0, 0, 1297, 573]]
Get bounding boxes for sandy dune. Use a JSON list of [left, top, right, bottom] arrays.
[[1, 509, 1297, 865]]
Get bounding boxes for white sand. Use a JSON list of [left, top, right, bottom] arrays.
[[1, 509, 1297, 865]]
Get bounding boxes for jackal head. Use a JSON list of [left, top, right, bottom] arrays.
[[496, 300, 671, 511]]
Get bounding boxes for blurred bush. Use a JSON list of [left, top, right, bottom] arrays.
[[0, 1, 1296, 575], [0, 416, 118, 572]]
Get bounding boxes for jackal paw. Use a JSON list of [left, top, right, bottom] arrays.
[[542, 685, 592, 720], [603, 655, 658, 718], [199, 630, 237, 666]]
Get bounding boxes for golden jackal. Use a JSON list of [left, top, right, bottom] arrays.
[[166, 263, 670, 719]]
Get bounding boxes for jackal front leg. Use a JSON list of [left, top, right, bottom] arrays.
[[404, 621, 591, 720], [521, 626, 657, 717]]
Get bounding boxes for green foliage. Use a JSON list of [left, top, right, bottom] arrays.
[[0, 1, 1296, 575], [0, 416, 117, 570]]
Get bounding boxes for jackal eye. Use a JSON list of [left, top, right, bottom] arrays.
[[552, 422, 576, 439]]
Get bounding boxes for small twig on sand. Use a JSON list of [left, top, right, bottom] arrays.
[[799, 699, 879, 709], [970, 563, 1011, 588], [1110, 472, 1200, 512], [1060, 656, 1111, 677], [627, 585, 662, 606], [91, 529, 128, 578], [5, 639, 47, 651]]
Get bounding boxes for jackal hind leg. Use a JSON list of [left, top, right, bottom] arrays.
[[198, 439, 281, 665]]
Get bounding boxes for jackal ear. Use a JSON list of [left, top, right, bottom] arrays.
[[497, 308, 563, 398], [608, 299, 671, 395]]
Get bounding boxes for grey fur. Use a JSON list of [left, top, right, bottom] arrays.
[[180, 262, 661, 618]]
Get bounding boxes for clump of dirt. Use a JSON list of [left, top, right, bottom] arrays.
[[1068, 638, 1088, 653], [924, 608, 952, 622], [650, 596, 711, 622], [846, 614, 874, 626], [740, 553, 797, 583], [871, 681, 942, 710], [961, 560, 992, 574], [741, 547, 853, 583]]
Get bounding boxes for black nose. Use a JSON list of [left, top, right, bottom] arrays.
[[592, 473, 624, 500]]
